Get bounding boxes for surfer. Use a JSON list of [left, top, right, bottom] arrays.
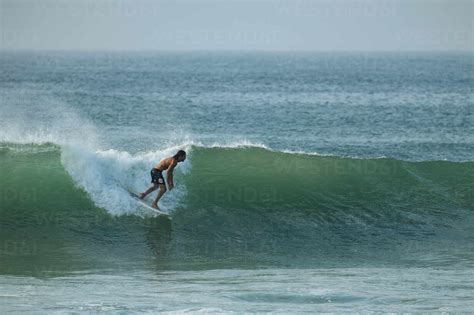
[[139, 150, 186, 209]]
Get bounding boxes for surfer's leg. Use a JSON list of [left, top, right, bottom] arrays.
[[151, 184, 167, 209], [143, 168, 164, 199], [140, 184, 159, 199]]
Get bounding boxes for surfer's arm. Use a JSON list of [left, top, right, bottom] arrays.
[[166, 160, 178, 189]]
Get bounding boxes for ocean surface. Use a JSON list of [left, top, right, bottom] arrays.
[[0, 51, 473, 313]]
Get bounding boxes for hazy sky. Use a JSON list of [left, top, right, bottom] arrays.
[[1, 0, 473, 51]]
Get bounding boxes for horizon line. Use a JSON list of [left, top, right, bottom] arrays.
[[1, 48, 473, 54]]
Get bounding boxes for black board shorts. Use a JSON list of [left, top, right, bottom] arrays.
[[150, 168, 166, 187]]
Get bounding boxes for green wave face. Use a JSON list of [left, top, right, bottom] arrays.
[[1, 143, 473, 273], [176, 147, 473, 266], [184, 146, 473, 214], [0, 144, 95, 216]]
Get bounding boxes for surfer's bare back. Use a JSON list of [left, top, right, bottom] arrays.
[[139, 150, 186, 209]]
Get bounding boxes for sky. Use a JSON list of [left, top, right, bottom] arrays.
[[1, 0, 473, 51]]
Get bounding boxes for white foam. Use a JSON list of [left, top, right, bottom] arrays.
[[60, 144, 192, 216], [0, 90, 99, 147], [162, 139, 270, 151]]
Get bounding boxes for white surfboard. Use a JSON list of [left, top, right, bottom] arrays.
[[128, 191, 171, 217]]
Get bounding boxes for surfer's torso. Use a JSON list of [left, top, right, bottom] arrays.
[[154, 157, 176, 171]]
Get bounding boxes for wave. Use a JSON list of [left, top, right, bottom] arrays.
[[1, 141, 472, 218], [1, 141, 473, 269]]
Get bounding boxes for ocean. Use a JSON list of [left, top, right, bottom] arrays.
[[0, 51, 473, 313]]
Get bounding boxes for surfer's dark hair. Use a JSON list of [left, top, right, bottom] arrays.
[[173, 150, 186, 159]]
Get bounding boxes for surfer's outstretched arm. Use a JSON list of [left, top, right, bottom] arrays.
[[166, 160, 178, 190]]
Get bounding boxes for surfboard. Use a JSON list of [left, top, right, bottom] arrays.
[[128, 191, 171, 217]]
